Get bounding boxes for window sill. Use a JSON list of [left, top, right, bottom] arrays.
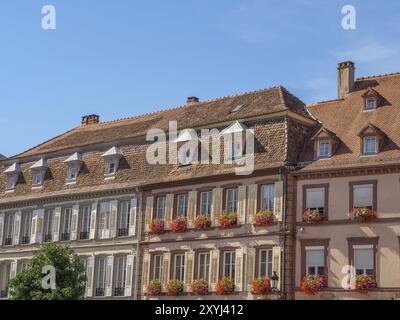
[[359, 154, 377, 158], [65, 180, 77, 185], [104, 175, 116, 181], [5, 189, 15, 194], [363, 109, 376, 113], [32, 185, 43, 190]]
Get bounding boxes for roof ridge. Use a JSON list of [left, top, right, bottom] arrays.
[[356, 71, 400, 81]]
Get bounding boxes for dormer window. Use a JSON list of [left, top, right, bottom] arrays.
[[358, 124, 385, 156], [33, 171, 45, 186], [107, 161, 116, 175], [6, 174, 18, 190], [64, 152, 83, 183], [173, 129, 198, 167], [221, 121, 248, 162], [30, 158, 48, 188], [363, 136, 377, 155], [4, 163, 21, 191], [311, 127, 339, 160], [101, 146, 123, 179], [362, 87, 381, 111], [365, 97, 377, 110], [317, 140, 331, 158], [67, 166, 79, 180]]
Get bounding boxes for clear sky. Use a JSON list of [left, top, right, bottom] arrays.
[[0, 0, 400, 157]]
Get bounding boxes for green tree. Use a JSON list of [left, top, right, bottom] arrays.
[[8, 243, 86, 300]]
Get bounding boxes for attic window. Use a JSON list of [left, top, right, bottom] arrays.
[[4, 163, 21, 191], [358, 124, 385, 156], [231, 104, 243, 113], [311, 127, 338, 159], [64, 152, 83, 183], [363, 136, 377, 155], [101, 146, 123, 179], [365, 98, 377, 110], [317, 140, 331, 158], [30, 158, 48, 187], [362, 87, 381, 111]]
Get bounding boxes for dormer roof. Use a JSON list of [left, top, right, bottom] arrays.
[[4, 163, 21, 174], [64, 152, 83, 164], [172, 129, 198, 143], [30, 158, 48, 170], [221, 121, 248, 135], [101, 146, 123, 158]]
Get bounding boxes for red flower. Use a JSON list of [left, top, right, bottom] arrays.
[[254, 210, 275, 226], [252, 277, 271, 295], [355, 275, 377, 293], [216, 277, 235, 295], [166, 279, 184, 296], [350, 207, 376, 221], [191, 279, 209, 296], [147, 279, 162, 296], [302, 210, 326, 224], [217, 212, 237, 228], [169, 217, 188, 233], [149, 219, 165, 234], [193, 215, 212, 230], [300, 275, 326, 295]]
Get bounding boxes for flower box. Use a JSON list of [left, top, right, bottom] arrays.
[[166, 279, 184, 296], [191, 279, 209, 296], [251, 277, 271, 295], [169, 217, 188, 233], [216, 277, 235, 295], [149, 219, 165, 234], [303, 210, 326, 224], [355, 275, 377, 293], [350, 207, 376, 221], [300, 275, 326, 295], [147, 279, 162, 296], [193, 214, 212, 230], [217, 212, 237, 228], [254, 210, 275, 226]]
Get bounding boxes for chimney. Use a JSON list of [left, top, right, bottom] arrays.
[[81, 114, 100, 126], [187, 96, 199, 105], [337, 61, 355, 99]]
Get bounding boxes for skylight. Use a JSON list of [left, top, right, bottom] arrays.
[[231, 104, 244, 113]]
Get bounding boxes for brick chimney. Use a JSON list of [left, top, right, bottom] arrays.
[[187, 96, 200, 105], [81, 114, 100, 126], [338, 61, 355, 99]]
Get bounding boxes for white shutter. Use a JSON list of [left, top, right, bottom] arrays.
[[164, 194, 174, 231], [353, 185, 373, 208], [162, 252, 171, 291], [272, 246, 282, 290], [70, 204, 79, 241], [306, 188, 325, 209], [237, 186, 247, 225], [109, 200, 118, 238], [89, 202, 97, 240], [0, 212, 4, 246], [145, 196, 154, 232], [274, 181, 284, 222], [184, 251, 194, 292], [187, 191, 197, 229], [36, 209, 44, 244], [129, 198, 138, 236], [210, 249, 220, 292], [142, 253, 151, 293], [105, 255, 114, 297], [30, 210, 38, 244], [10, 260, 17, 279], [86, 256, 95, 297], [234, 248, 244, 291], [246, 248, 256, 292], [247, 185, 258, 224], [13, 211, 21, 245], [211, 188, 223, 227], [125, 254, 135, 297], [53, 207, 61, 242]]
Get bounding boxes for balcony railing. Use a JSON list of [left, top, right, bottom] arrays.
[[44, 234, 52, 242], [114, 287, 125, 297], [5, 237, 12, 246], [21, 236, 30, 244], [95, 288, 105, 297], [80, 231, 90, 240], [118, 228, 129, 237], [61, 233, 70, 241], [0, 290, 8, 298]]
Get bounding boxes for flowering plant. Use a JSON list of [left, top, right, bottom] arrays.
[[254, 210, 275, 226], [350, 207, 376, 221], [149, 219, 165, 234], [169, 217, 188, 233], [147, 279, 162, 296], [355, 275, 377, 293], [300, 275, 326, 295], [193, 215, 212, 230], [216, 277, 235, 295], [217, 212, 237, 228], [166, 279, 185, 296], [251, 277, 271, 295], [303, 210, 326, 224], [191, 279, 209, 296]]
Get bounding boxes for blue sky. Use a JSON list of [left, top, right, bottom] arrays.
[[1, 0, 400, 156]]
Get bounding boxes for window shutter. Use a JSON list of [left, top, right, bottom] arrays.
[[109, 200, 118, 238], [247, 185, 258, 224], [30, 210, 38, 244], [86, 256, 94, 297], [274, 181, 284, 222], [70, 204, 79, 241], [89, 202, 98, 240], [142, 253, 151, 293], [272, 246, 282, 290], [105, 255, 114, 297], [184, 251, 194, 292], [0, 212, 4, 246], [210, 249, 220, 292], [246, 248, 256, 292], [129, 198, 138, 236], [125, 254, 135, 297], [211, 188, 223, 227], [10, 260, 17, 279], [237, 186, 247, 225], [187, 191, 197, 229], [234, 248, 244, 291], [53, 207, 62, 242], [145, 196, 154, 232], [36, 209, 44, 244], [162, 252, 171, 291], [13, 211, 21, 245], [164, 194, 174, 230]]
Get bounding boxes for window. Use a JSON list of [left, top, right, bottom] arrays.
[[363, 136, 377, 155], [19, 262, 29, 273], [226, 188, 238, 212], [180, 148, 192, 166], [61, 208, 72, 241], [365, 98, 377, 110], [6, 174, 18, 190], [198, 252, 210, 281], [5, 214, 14, 246], [98, 202, 111, 238], [174, 254, 185, 282], [1, 262, 11, 297], [353, 184, 373, 209], [232, 140, 244, 160], [155, 196, 166, 220], [306, 247, 325, 276], [153, 255, 163, 280], [80, 206, 91, 240], [261, 185, 275, 211], [44, 209, 53, 242], [223, 251, 236, 279], [21, 212, 32, 244], [96, 257, 106, 296], [318, 141, 331, 158], [306, 188, 325, 213], [118, 201, 130, 237], [353, 245, 374, 276], [258, 249, 273, 278], [33, 171, 45, 186], [67, 165, 79, 181], [107, 161, 116, 175], [200, 191, 213, 215], [177, 194, 188, 217], [114, 256, 127, 296]]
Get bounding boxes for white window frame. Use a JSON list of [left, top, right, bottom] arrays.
[[363, 136, 377, 155], [155, 196, 166, 220], [258, 249, 273, 278], [226, 188, 238, 213], [261, 184, 275, 211], [81, 206, 91, 235], [67, 165, 79, 182], [98, 202, 111, 237], [353, 184, 373, 209], [223, 251, 236, 279], [174, 254, 185, 282], [62, 208, 72, 239], [200, 191, 213, 215], [21, 212, 32, 243], [177, 194, 188, 217], [306, 187, 325, 213], [114, 256, 127, 290], [353, 245, 374, 276], [153, 255, 164, 280], [44, 209, 54, 240], [6, 174, 18, 190], [96, 257, 107, 292], [32, 170, 45, 186], [118, 201, 130, 233], [6, 214, 15, 243], [318, 140, 331, 158], [197, 252, 210, 281], [365, 97, 377, 110], [305, 246, 325, 276]]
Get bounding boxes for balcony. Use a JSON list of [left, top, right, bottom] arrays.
[[44, 234, 52, 242], [95, 288, 105, 297], [5, 237, 12, 246], [0, 290, 8, 299], [61, 233, 70, 241], [118, 228, 128, 237], [114, 287, 125, 297], [21, 236, 30, 244], [79, 231, 89, 240]]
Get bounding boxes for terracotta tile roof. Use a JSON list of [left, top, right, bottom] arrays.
[[299, 72, 400, 171]]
